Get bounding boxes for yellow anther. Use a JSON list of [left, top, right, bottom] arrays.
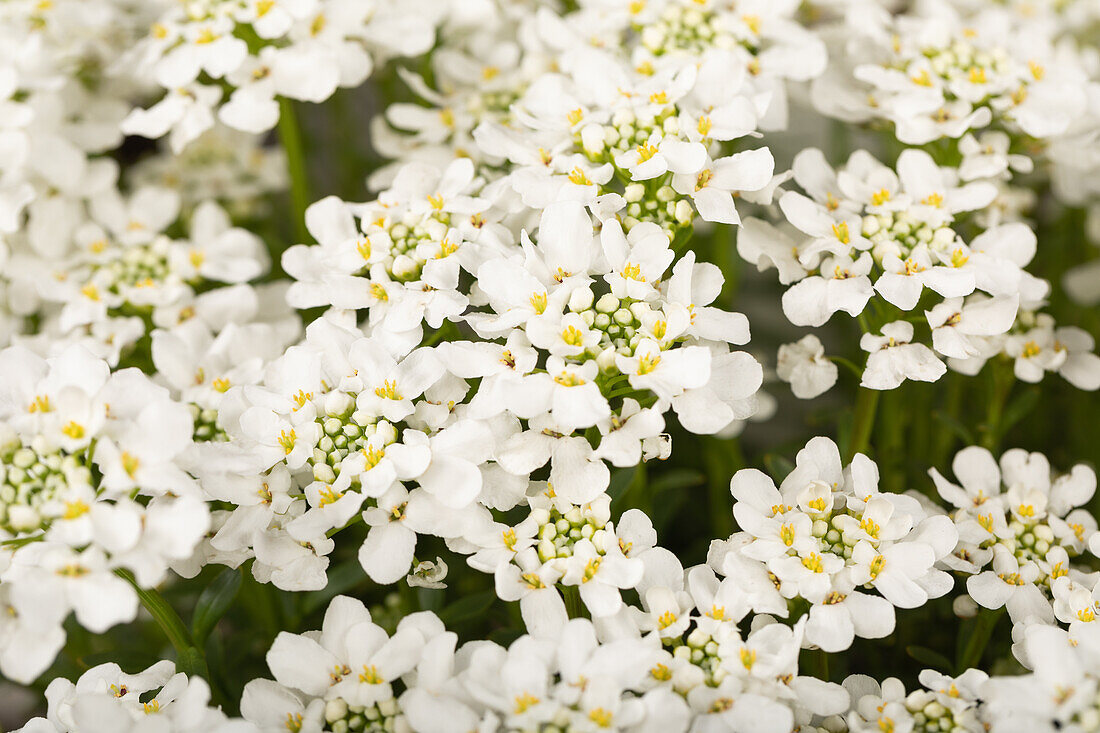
[[514, 692, 540, 713], [636, 142, 659, 162], [554, 371, 586, 387], [911, 70, 933, 87], [832, 221, 850, 244], [568, 167, 592, 186], [357, 238, 372, 260], [779, 523, 796, 547], [359, 664, 384, 684], [361, 445, 386, 469], [317, 485, 341, 507], [520, 571, 545, 589], [121, 451, 140, 478], [63, 500, 90, 520], [859, 516, 881, 538], [374, 379, 403, 400], [277, 429, 296, 455], [561, 325, 585, 347], [589, 708, 614, 727], [621, 262, 645, 281], [801, 553, 824, 573], [636, 352, 661, 375], [291, 389, 313, 411]]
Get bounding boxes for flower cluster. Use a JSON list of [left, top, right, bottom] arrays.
[[727, 437, 957, 651], [0, 346, 209, 683], [812, 1, 1091, 145], [932, 446, 1097, 626], [122, 0, 443, 147], [3, 0, 1100, 730]]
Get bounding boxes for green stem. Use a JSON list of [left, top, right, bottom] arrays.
[[981, 360, 1014, 452], [806, 647, 830, 681], [846, 387, 880, 462], [957, 607, 1004, 672], [562, 585, 583, 619], [704, 438, 736, 538], [827, 355, 863, 379], [115, 570, 209, 680], [277, 97, 311, 245]]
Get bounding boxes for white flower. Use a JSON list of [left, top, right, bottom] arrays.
[[776, 335, 839, 399], [860, 321, 946, 390]]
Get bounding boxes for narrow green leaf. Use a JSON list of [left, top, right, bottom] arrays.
[[906, 645, 953, 672], [763, 453, 795, 479], [607, 465, 639, 504], [957, 608, 1004, 672], [438, 591, 496, 627], [191, 568, 243, 645], [932, 409, 975, 445], [648, 468, 705, 494], [1000, 388, 1041, 434]]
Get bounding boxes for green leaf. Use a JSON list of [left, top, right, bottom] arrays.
[[300, 559, 368, 617], [957, 608, 1004, 672], [763, 453, 795, 479], [175, 646, 208, 679], [488, 627, 524, 647], [932, 409, 975, 445], [906, 645, 953, 672], [191, 568, 243, 645], [606, 465, 639, 504], [438, 591, 496, 627], [1000, 387, 1040, 434], [648, 468, 704, 494]]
